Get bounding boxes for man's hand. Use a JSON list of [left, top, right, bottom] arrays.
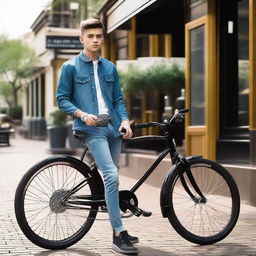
[[119, 120, 133, 139], [76, 110, 99, 126], [85, 114, 99, 126]]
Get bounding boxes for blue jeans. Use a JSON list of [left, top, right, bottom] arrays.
[[83, 125, 124, 232]]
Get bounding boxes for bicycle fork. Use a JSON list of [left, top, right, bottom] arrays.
[[160, 155, 204, 218], [179, 156, 207, 203]]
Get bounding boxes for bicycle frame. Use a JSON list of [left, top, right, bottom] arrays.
[[15, 108, 240, 248], [67, 110, 207, 217], [67, 132, 205, 216]]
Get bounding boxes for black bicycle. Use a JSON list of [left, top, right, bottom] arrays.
[[14, 109, 240, 250]]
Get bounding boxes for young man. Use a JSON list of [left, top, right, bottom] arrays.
[[56, 19, 138, 255]]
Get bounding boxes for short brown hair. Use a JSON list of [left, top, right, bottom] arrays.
[[80, 18, 105, 35]]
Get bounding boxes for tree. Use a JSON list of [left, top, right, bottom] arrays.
[[0, 36, 37, 107], [51, 0, 106, 20], [0, 81, 13, 107], [88, 0, 106, 17]]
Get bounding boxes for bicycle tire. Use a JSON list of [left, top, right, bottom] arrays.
[[15, 156, 100, 250], [165, 158, 240, 245]]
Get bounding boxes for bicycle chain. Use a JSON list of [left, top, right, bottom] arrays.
[[67, 206, 134, 221]]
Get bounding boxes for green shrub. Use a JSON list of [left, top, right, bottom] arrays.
[[49, 110, 67, 126], [0, 107, 8, 114], [119, 62, 185, 94], [9, 106, 22, 120]]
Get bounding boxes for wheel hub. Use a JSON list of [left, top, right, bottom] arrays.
[[193, 197, 207, 204], [49, 189, 69, 213]]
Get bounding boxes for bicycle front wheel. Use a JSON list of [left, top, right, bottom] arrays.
[[166, 158, 240, 245], [15, 156, 99, 250]]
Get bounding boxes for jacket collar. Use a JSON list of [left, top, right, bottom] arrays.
[[79, 51, 102, 63]]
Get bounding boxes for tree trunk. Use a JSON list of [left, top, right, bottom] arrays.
[[11, 83, 18, 107]]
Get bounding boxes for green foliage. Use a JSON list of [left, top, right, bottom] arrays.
[[119, 62, 185, 94], [88, 0, 106, 17], [0, 81, 13, 106], [51, 0, 105, 20], [49, 110, 67, 126], [0, 36, 37, 107], [0, 36, 37, 78], [239, 70, 249, 90], [9, 106, 23, 120], [0, 107, 8, 114]]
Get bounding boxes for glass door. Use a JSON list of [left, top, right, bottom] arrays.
[[218, 0, 249, 163]]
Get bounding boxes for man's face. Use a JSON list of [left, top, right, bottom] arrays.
[[80, 28, 104, 53]]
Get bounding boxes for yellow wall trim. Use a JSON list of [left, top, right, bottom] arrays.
[[110, 33, 116, 63], [249, 0, 256, 130], [185, 1, 218, 160], [149, 34, 159, 57], [102, 36, 109, 60], [185, 16, 207, 157], [128, 17, 136, 60], [206, 0, 217, 160], [164, 34, 172, 58]]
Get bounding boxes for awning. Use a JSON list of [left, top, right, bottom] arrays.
[[106, 0, 157, 33]]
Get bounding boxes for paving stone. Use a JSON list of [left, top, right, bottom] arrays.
[[1, 135, 256, 255]]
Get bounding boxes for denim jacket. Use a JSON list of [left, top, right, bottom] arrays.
[[56, 51, 129, 136]]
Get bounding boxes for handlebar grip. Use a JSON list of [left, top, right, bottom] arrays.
[[120, 128, 126, 135], [133, 123, 152, 129], [178, 108, 189, 114]]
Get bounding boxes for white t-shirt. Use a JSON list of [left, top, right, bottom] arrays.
[[93, 60, 108, 115]]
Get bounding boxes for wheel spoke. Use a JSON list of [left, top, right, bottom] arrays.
[[20, 160, 97, 244], [170, 160, 239, 242]]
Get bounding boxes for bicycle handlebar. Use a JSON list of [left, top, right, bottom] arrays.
[[133, 122, 162, 129], [132, 108, 189, 130]]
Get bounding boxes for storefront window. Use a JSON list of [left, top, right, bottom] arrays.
[[137, 34, 149, 57], [190, 25, 205, 125], [237, 0, 249, 126], [115, 30, 128, 60], [219, 0, 249, 132]]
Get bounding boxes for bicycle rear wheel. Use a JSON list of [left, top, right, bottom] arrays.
[[15, 156, 99, 250], [166, 158, 240, 245]]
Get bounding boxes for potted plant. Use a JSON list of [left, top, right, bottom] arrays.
[[67, 119, 84, 149], [48, 110, 67, 151]]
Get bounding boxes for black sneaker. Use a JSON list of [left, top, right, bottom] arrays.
[[127, 232, 139, 244], [113, 230, 139, 244], [112, 231, 138, 255]]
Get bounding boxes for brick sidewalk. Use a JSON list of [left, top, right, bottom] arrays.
[[1, 135, 256, 255]]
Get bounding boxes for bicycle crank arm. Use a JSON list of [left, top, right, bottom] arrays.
[[127, 204, 152, 217]]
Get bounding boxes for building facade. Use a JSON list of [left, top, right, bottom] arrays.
[[98, 0, 256, 205], [23, 3, 83, 140]]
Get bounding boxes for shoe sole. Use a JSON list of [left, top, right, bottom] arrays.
[[112, 244, 138, 255]]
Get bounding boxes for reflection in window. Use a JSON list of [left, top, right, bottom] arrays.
[[116, 30, 128, 60], [186, 0, 207, 21], [190, 25, 205, 125], [137, 34, 149, 57], [238, 0, 249, 126]]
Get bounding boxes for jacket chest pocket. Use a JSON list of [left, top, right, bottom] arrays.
[[75, 75, 90, 85], [74, 75, 91, 93], [104, 75, 115, 83], [104, 75, 114, 95]]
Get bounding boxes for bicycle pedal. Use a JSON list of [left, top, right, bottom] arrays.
[[100, 206, 108, 212], [141, 210, 152, 217]]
